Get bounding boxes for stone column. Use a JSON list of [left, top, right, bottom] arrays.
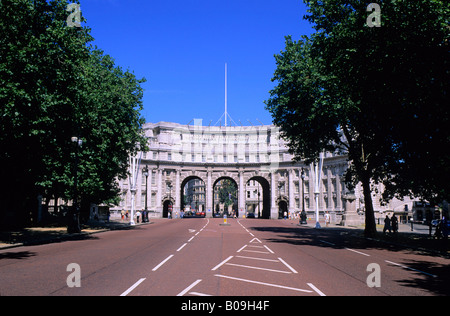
[[174, 169, 181, 213], [156, 168, 163, 215], [340, 193, 361, 226], [288, 169, 295, 213], [206, 170, 213, 218], [270, 172, 278, 219], [239, 170, 245, 218]]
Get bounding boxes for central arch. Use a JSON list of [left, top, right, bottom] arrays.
[[213, 177, 238, 218]]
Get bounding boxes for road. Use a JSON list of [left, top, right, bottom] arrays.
[[0, 218, 449, 297]]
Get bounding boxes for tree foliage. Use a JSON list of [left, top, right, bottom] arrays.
[[0, 0, 147, 228], [265, 0, 449, 237]]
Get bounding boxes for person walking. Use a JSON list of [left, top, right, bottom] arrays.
[[383, 215, 392, 234], [136, 211, 141, 224], [391, 214, 398, 234], [325, 211, 331, 227]]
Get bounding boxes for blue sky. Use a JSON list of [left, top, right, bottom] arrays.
[[80, 0, 313, 125]]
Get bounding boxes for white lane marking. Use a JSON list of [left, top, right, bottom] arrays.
[[177, 279, 202, 296], [278, 257, 298, 274], [211, 256, 234, 271], [225, 263, 292, 274], [250, 238, 262, 243], [236, 255, 280, 263], [263, 245, 274, 254], [177, 243, 187, 252], [189, 292, 212, 296], [152, 255, 174, 271], [319, 240, 336, 246], [307, 283, 326, 296], [243, 249, 271, 254], [120, 278, 146, 296], [188, 236, 195, 242], [236, 245, 247, 253], [214, 274, 313, 293], [345, 248, 370, 257], [385, 260, 437, 278]]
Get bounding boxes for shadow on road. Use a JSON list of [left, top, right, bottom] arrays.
[[250, 225, 450, 296]]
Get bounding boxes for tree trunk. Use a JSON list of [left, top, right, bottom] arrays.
[[361, 174, 377, 238]]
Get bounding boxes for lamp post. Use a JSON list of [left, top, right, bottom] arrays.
[[129, 153, 142, 226], [300, 168, 307, 225], [142, 166, 149, 223], [68, 136, 83, 234], [314, 152, 325, 229]]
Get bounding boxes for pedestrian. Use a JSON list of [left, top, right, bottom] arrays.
[[121, 209, 125, 221], [325, 211, 331, 227], [391, 214, 398, 234], [283, 211, 287, 220], [136, 211, 141, 223], [383, 215, 392, 234], [442, 216, 448, 240]]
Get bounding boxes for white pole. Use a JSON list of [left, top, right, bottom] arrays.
[[314, 152, 325, 228], [129, 152, 142, 226], [225, 63, 228, 127]]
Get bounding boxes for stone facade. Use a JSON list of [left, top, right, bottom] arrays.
[[112, 120, 394, 220]]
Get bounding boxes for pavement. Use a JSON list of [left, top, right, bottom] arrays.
[[1, 217, 449, 297], [0, 219, 150, 250]]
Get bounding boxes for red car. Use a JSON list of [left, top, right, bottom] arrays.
[[195, 211, 206, 218]]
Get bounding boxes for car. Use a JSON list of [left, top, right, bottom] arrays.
[[246, 212, 256, 218], [195, 211, 206, 218]]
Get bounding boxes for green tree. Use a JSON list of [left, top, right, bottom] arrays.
[[265, 0, 449, 237], [218, 179, 237, 209], [0, 0, 147, 229]]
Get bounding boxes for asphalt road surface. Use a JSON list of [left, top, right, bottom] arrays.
[[0, 218, 449, 296]]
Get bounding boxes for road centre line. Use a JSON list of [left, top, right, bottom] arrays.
[[214, 274, 313, 293], [345, 248, 370, 257], [177, 279, 202, 296], [152, 255, 174, 271], [120, 278, 146, 296], [385, 260, 438, 278], [177, 243, 187, 252], [211, 256, 234, 271], [278, 257, 298, 274], [237, 245, 247, 253], [188, 236, 195, 242], [225, 263, 293, 274]]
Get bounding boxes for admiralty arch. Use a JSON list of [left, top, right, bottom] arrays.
[[110, 120, 380, 220]]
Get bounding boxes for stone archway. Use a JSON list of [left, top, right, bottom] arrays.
[[277, 197, 289, 219], [180, 175, 206, 214], [213, 176, 238, 218], [247, 176, 271, 219]]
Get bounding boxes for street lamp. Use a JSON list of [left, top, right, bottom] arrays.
[[314, 152, 325, 229], [142, 166, 149, 223], [68, 136, 83, 234], [129, 153, 142, 226], [300, 168, 307, 225]]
